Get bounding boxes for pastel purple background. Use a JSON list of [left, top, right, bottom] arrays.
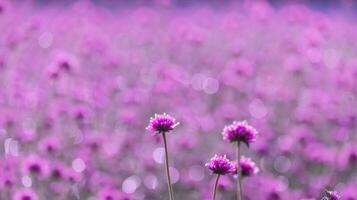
[[0, 0, 356, 199]]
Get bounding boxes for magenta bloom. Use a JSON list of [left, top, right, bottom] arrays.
[[238, 156, 259, 177], [96, 187, 121, 200], [21, 155, 49, 177], [13, 189, 38, 200], [325, 190, 341, 200], [205, 155, 235, 175], [222, 121, 258, 146], [146, 113, 179, 134]]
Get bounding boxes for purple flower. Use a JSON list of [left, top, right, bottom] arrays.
[[53, 52, 77, 73], [13, 189, 38, 200], [1, 173, 15, 188], [146, 113, 179, 134], [238, 156, 259, 177], [21, 155, 49, 177], [205, 155, 235, 175], [49, 162, 67, 181], [38, 136, 61, 154], [222, 121, 258, 146], [325, 190, 340, 200], [96, 187, 121, 200]]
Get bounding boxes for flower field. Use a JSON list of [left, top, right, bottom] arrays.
[[0, 0, 356, 199]]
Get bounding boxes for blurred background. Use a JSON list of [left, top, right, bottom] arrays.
[[8, 0, 357, 11], [0, 0, 356, 200]]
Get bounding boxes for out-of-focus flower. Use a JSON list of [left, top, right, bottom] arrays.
[[146, 113, 179, 134], [38, 136, 61, 154], [222, 121, 258, 146], [49, 162, 67, 181], [236, 156, 259, 177], [205, 155, 235, 175], [340, 183, 357, 200], [337, 145, 357, 170], [216, 175, 233, 191], [96, 187, 121, 200], [67, 169, 82, 184], [13, 189, 39, 200], [53, 52, 78, 74], [0, 173, 15, 189], [21, 155, 49, 177]]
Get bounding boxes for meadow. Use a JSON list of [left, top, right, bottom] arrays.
[[0, 1, 356, 199]]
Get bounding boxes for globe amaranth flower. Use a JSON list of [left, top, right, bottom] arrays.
[[205, 155, 235, 175], [13, 189, 39, 200], [325, 190, 341, 200], [222, 120, 258, 146], [1, 173, 15, 188], [146, 113, 180, 134], [49, 162, 67, 181], [22, 155, 49, 177], [238, 156, 259, 177], [96, 187, 121, 200]]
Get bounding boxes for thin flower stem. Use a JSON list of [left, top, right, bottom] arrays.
[[212, 174, 220, 200], [162, 132, 174, 200], [236, 142, 243, 200]]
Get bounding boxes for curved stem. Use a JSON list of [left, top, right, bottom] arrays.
[[162, 132, 174, 200], [236, 142, 243, 200], [212, 174, 220, 200]]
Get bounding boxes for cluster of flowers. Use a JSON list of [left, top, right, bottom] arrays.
[[0, 0, 356, 199], [206, 120, 259, 200], [148, 113, 341, 200]]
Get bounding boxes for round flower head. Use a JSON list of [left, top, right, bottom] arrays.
[[96, 187, 121, 200], [325, 190, 341, 200], [22, 155, 49, 177], [49, 162, 67, 181], [13, 189, 39, 200], [222, 120, 258, 146], [238, 156, 259, 177], [1, 173, 15, 188], [205, 155, 235, 175], [146, 113, 179, 134]]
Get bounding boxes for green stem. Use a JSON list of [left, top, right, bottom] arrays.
[[212, 174, 220, 200], [236, 142, 243, 200], [162, 132, 174, 200]]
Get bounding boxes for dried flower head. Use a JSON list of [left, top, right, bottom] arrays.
[[206, 155, 235, 175], [146, 113, 179, 134], [222, 120, 258, 146]]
